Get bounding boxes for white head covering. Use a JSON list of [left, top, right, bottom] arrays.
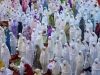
[[21, 57, 29, 65], [98, 38, 100, 43], [92, 58, 100, 71]]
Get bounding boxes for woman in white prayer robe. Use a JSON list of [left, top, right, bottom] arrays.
[[65, 12, 70, 23], [69, 25, 76, 42], [90, 43, 98, 64], [75, 51, 84, 75], [69, 45, 78, 75], [0, 27, 5, 54], [1, 43, 11, 68], [0, 26, 6, 43], [70, 38, 75, 48], [75, 39, 82, 52], [31, 28, 36, 43], [69, 15, 75, 26], [60, 17, 67, 30], [42, 13, 48, 27], [54, 8, 59, 19], [47, 36, 55, 59], [40, 47, 49, 74], [92, 58, 100, 75], [89, 32, 97, 46], [83, 52, 92, 75], [94, 6, 100, 26], [18, 33, 27, 57], [84, 29, 91, 44], [52, 57, 61, 75], [74, 17, 80, 26], [59, 30, 67, 46], [62, 43, 70, 63], [25, 40, 34, 67], [74, 27, 82, 41], [55, 15, 61, 34], [96, 38, 100, 58], [86, 20, 93, 32], [9, 32, 17, 55], [35, 20, 42, 33], [35, 31, 44, 49], [54, 39, 63, 61], [80, 41, 89, 59], [51, 28, 57, 44], [61, 60, 72, 75]]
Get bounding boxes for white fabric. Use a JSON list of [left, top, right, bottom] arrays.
[[96, 38, 100, 58], [47, 37, 55, 59], [59, 30, 67, 45], [75, 52, 84, 75], [54, 40, 62, 59], [40, 48, 49, 73], [89, 32, 97, 46], [92, 58, 100, 75], [61, 60, 72, 75], [18, 35, 27, 57], [25, 41, 34, 67], [52, 61, 61, 75], [69, 46, 78, 75], [62, 44, 70, 63], [10, 32, 17, 55], [1, 44, 11, 68]]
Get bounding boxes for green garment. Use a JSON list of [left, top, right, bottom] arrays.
[[72, 5, 77, 17], [49, 13, 55, 27], [64, 23, 70, 43], [14, 59, 20, 66], [42, 34, 47, 43], [60, 0, 65, 3]]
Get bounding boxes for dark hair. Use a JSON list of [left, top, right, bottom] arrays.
[[18, 22, 22, 25], [94, 4, 97, 7]]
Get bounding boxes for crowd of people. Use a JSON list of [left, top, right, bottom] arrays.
[[0, 0, 100, 75]]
